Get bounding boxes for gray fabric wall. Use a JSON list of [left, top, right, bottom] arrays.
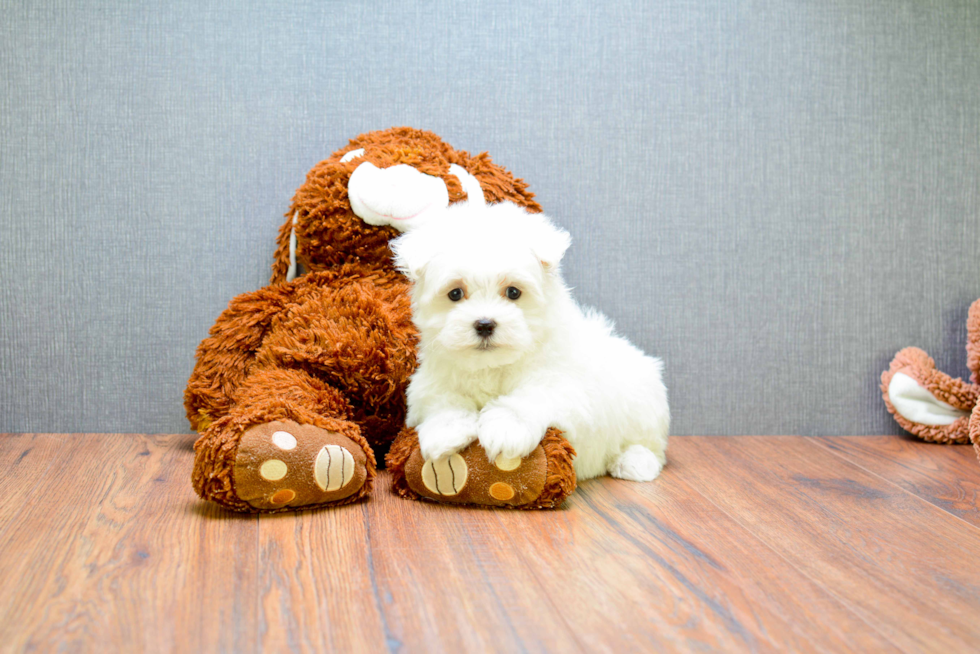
[[2, 0, 979, 436]]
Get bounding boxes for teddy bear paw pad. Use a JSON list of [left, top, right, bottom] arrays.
[[420, 454, 468, 496], [234, 420, 368, 510], [405, 441, 548, 507]]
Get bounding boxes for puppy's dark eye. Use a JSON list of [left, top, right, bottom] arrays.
[[505, 286, 522, 300], [447, 288, 464, 302]]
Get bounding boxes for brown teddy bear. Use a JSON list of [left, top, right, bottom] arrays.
[[185, 127, 577, 512], [881, 299, 980, 463]]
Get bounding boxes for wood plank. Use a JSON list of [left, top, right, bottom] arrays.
[[493, 462, 901, 653], [4, 433, 977, 653], [678, 436, 980, 654], [0, 434, 88, 543], [0, 434, 259, 654], [816, 436, 980, 528], [255, 501, 389, 652], [364, 475, 585, 653]]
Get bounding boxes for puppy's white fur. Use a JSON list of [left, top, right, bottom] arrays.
[[392, 202, 669, 482]]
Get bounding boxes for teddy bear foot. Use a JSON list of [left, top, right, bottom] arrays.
[[386, 427, 577, 509], [231, 420, 371, 511]]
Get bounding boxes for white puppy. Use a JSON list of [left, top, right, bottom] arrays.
[[391, 201, 669, 482]]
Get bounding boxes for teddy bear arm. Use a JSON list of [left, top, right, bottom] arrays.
[[184, 284, 303, 432], [252, 281, 417, 411]]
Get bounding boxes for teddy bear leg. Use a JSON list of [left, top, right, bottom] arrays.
[[880, 347, 978, 444], [192, 367, 376, 512], [386, 427, 577, 509]]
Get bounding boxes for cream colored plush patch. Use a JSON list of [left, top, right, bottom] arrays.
[[888, 372, 971, 426], [259, 459, 288, 481], [314, 444, 356, 491], [493, 454, 521, 471], [272, 430, 297, 450], [421, 454, 468, 496]]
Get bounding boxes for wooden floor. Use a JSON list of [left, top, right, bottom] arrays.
[[1, 434, 978, 653]]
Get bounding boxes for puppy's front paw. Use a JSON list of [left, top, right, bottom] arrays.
[[417, 413, 478, 462], [477, 407, 541, 463]]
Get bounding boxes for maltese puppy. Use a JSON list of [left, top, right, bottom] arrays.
[[391, 201, 669, 482]]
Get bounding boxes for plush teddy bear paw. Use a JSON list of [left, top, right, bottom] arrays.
[[233, 420, 371, 511], [387, 427, 577, 509]]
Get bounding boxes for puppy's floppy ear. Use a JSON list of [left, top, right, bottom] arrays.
[[527, 213, 572, 272], [390, 230, 431, 283]]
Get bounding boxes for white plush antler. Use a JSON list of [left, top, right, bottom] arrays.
[[449, 164, 485, 205]]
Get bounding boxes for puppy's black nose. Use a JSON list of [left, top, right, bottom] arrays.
[[474, 318, 497, 338]]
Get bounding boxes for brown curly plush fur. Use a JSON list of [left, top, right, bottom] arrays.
[[185, 127, 577, 511], [881, 299, 980, 464]]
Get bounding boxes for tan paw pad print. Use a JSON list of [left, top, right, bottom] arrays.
[[314, 445, 356, 491], [420, 454, 468, 496]]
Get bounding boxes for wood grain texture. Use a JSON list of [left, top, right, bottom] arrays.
[[0, 433, 258, 653], [518, 474, 902, 653], [680, 436, 980, 654], [817, 435, 980, 528], [2, 434, 979, 653], [363, 486, 583, 653], [256, 504, 387, 652]]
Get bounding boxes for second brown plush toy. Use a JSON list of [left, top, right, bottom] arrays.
[[881, 299, 980, 463], [185, 128, 577, 512]]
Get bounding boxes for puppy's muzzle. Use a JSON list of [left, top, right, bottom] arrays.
[[474, 319, 497, 339]]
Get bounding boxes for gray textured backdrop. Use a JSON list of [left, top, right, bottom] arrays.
[[2, 0, 979, 436]]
